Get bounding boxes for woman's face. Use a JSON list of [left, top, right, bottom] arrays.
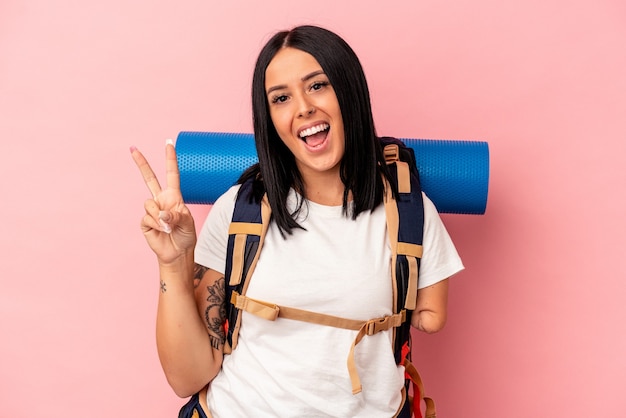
[[265, 47, 345, 182]]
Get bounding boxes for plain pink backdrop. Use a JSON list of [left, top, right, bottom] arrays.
[[1, 0, 625, 416]]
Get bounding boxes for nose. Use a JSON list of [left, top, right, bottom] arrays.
[[296, 95, 315, 118]]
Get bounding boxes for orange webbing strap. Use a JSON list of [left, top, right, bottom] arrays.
[[230, 291, 406, 395], [403, 358, 436, 418]]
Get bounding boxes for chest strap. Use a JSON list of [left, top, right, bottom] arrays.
[[231, 291, 406, 395]]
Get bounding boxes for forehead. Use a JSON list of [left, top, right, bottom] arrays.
[[265, 47, 323, 88]]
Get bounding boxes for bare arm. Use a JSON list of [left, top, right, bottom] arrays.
[[131, 142, 223, 397], [411, 278, 449, 333], [193, 264, 227, 353], [155, 260, 224, 397]]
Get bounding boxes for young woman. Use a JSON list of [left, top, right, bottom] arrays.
[[131, 25, 463, 417]]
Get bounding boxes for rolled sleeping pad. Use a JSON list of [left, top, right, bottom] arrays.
[[176, 131, 489, 214]]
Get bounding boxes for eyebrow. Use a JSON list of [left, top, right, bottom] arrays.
[[266, 70, 326, 95]]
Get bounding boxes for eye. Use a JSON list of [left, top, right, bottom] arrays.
[[310, 81, 329, 92], [270, 94, 289, 104]]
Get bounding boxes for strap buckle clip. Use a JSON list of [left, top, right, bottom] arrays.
[[364, 311, 405, 336]]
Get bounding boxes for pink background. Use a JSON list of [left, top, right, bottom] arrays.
[[2, 0, 625, 416]]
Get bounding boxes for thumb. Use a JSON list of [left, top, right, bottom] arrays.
[[159, 210, 193, 232], [158, 211, 173, 233]]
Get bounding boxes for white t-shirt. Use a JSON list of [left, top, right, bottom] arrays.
[[195, 185, 464, 417]]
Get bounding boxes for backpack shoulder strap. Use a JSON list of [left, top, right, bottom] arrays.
[[382, 137, 435, 417], [223, 178, 271, 353], [380, 136, 425, 364]]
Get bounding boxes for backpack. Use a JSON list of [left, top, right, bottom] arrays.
[[221, 137, 436, 418]]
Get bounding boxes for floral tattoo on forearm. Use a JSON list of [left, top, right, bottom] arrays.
[[193, 264, 227, 349]]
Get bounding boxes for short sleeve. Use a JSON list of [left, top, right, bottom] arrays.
[[194, 185, 241, 275], [417, 193, 465, 289]]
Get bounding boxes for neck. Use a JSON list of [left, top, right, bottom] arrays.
[[300, 170, 347, 206]]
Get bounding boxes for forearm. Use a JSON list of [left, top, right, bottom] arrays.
[[155, 254, 221, 397]]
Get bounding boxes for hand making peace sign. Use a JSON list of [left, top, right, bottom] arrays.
[[130, 140, 196, 265]]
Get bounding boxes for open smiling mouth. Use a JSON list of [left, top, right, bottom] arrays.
[[299, 123, 330, 147]]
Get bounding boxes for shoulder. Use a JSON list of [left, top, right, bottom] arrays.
[[418, 192, 465, 288], [421, 191, 450, 241], [195, 185, 241, 273], [203, 184, 243, 233], [421, 192, 438, 218], [210, 185, 241, 217]]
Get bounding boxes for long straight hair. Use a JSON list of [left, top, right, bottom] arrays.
[[240, 25, 393, 236]]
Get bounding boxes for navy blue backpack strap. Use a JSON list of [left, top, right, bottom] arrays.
[[380, 136, 425, 364], [223, 178, 271, 353]]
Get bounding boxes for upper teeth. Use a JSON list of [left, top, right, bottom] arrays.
[[299, 123, 329, 138]]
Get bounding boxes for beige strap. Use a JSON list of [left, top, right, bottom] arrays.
[[228, 222, 266, 286], [347, 313, 405, 394], [227, 206, 269, 287], [228, 222, 264, 235], [404, 358, 437, 418], [397, 242, 423, 258], [383, 176, 400, 310], [398, 242, 422, 310], [231, 291, 405, 395], [384, 183, 422, 312], [384, 143, 400, 164], [229, 195, 272, 351], [231, 292, 404, 331], [395, 160, 411, 193], [231, 292, 279, 320], [279, 305, 370, 330], [383, 143, 411, 193], [229, 234, 247, 286]]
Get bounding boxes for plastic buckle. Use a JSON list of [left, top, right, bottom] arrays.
[[366, 316, 390, 335]]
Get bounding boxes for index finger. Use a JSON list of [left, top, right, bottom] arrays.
[[130, 146, 162, 199], [165, 139, 181, 191]]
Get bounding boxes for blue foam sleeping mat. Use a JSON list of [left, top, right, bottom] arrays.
[[175, 131, 489, 215]]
